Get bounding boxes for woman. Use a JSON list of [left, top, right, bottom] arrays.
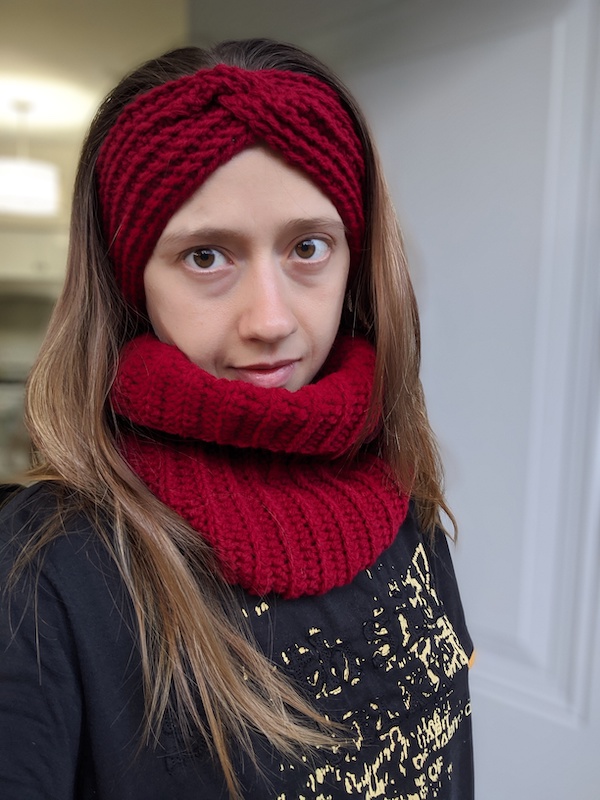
[[0, 39, 474, 799]]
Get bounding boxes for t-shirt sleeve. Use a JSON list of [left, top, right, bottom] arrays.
[[0, 533, 82, 799]]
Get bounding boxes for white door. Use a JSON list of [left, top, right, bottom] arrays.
[[310, 0, 600, 796]]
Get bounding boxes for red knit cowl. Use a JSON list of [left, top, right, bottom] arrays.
[[111, 334, 408, 598]]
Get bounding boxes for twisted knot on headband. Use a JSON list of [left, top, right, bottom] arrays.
[[96, 64, 366, 311]]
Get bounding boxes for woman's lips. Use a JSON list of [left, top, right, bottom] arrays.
[[233, 361, 298, 389]]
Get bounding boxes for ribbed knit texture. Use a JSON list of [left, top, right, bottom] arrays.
[[96, 65, 366, 312], [112, 335, 408, 598]]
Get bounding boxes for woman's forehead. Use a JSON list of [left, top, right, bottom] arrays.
[[158, 147, 345, 241]]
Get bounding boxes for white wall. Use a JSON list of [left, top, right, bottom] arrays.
[[308, 0, 600, 797]]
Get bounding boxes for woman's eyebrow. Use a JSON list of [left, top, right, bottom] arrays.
[[156, 227, 245, 251], [156, 218, 347, 251], [281, 216, 347, 233]]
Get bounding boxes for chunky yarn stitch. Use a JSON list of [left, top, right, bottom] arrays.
[[96, 65, 365, 312], [112, 335, 408, 598]]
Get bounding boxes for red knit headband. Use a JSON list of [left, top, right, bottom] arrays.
[[96, 64, 366, 311]]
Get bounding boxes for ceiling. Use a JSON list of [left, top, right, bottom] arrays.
[[188, 0, 398, 50], [0, 0, 188, 139]]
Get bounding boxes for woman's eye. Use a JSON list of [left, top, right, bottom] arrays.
[[294, 239, 329, 261], [183, 248, 228, 270]]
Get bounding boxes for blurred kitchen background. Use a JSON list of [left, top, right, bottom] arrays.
[[1, 1, 599, 798], [0, 0, 189, 478]]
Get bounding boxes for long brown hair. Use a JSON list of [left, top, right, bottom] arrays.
[[22, 39, 452, 799]]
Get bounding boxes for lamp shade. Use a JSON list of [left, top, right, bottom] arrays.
[[0, 156, 59, 216]]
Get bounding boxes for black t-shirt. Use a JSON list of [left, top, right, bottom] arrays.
[[0, 483, 474, 799]]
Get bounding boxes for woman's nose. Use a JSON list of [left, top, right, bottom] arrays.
[[237, 263, 298, 343]]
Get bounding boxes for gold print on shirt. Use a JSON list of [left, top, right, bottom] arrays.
[[281, 627, 362, 699], [363, 543, 469, 714], [272, 542, 471, 799]]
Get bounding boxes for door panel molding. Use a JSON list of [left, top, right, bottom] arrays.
[[472, 0, 600, 726]]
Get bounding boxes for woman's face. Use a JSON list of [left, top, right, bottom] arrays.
[[144, 146, 350, 391]]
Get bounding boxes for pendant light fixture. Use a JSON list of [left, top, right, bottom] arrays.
[[0, 100, 59, 217]]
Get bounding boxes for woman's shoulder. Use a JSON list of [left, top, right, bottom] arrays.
[[0, 481, 56, 524], [1, 480, 72, 530], [0, 481, 122, 608], [1, 481, 94, 551], [1, 479, 99, 535]]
